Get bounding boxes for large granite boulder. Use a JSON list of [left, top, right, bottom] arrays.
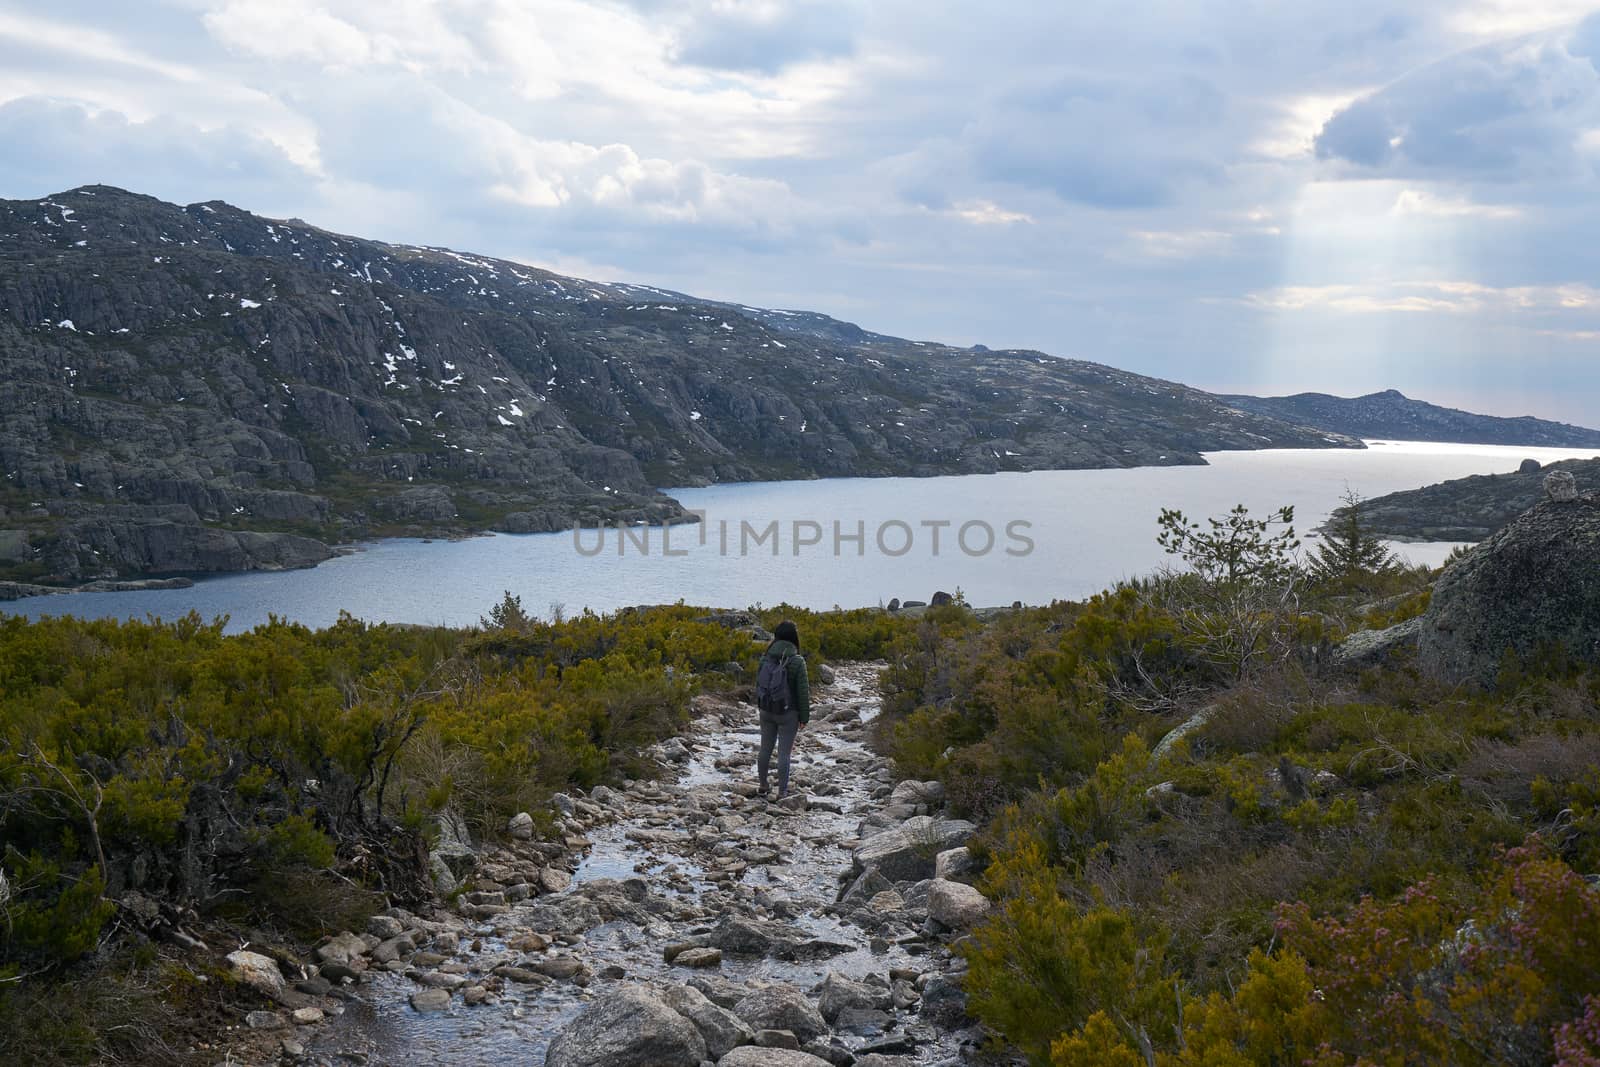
[[1419, 494, 1600, 687], [732, 985, 827, 1043], [852, 816, 976, 882], [545, 986, 708, 1067], [662, 984, 753, 1060]]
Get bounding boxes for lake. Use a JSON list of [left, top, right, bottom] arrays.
[[4, 440, 1593, 632]]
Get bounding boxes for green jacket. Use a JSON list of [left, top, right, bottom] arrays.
[[763, 639, 811, 724]]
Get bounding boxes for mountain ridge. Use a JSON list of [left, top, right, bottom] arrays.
[[2, 184, 1361, 588], [1219, 388, 1600, 447]]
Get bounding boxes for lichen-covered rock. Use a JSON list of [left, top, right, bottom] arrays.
[[1332, 617, 1423, 671], [1419, 497, 1600, 687]]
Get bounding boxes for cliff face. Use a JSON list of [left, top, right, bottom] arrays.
[[0, 186, 1356, 586]]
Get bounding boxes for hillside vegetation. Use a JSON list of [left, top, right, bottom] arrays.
[[872, 506, 1600, 1065], [0, 600, 910, 1064], [6, 500, 1599, 1065]]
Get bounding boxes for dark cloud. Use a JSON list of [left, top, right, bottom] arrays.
[[963, 74, 1226, 209], [1315, 35, 1600, 178]]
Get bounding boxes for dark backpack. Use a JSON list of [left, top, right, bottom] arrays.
[[755, 651, 791, 716]]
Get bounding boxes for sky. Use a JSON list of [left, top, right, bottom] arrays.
[[4, 2, 1600, 424]]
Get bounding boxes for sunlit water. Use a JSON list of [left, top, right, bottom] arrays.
[[5, 441, 1592, 632]]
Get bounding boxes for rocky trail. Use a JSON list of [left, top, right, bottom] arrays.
[[244, 662, 993, 1066]]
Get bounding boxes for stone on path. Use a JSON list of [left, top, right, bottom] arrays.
[[716, 1049, 833, 1067], [852, 816, 976, 882], [662, 984, 753, 1060], [732, 985, 827, 1043], [927, 878, 990, 928], [545, 986, 708, 1067]]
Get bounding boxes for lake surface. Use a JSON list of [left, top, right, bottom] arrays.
[[5, 441, 1593, 633]]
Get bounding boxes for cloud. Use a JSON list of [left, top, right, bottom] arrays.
[[0, 96, 312, 207], [4, 0, 1600, 423], [203, 1, 372, 65], [671, 1, 860, 74], [1244, 279, 1600, 314], [960, 73, 1229, 209], [948, 199, 1032, 225], [1315, 25, 1600, 178], [1390, 187, 1523, 217], [1126, 229, 1235, 258]]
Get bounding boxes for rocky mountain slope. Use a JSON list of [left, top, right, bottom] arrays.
[[1352, 457, 1600, 541], [1219, 389, 1600, 447], [0, 185, 1357, 587]]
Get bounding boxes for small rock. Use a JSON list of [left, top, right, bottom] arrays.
[[934, 847, 975, 882], [927, 879, 990, 928], [366, 915, 404, 940], [674, 947, 724, 968], [508, 811, 535, 840], [291, 1006, 324, 1025], [245, 1009, 285, 1030], [536, 956, 584, 980], [1547, 469, 1580, 501], [410, 988, 451, 1013], [314, 931, 369, 968], [226, 950, 286, 1001], [756, 1029, 801, 1049]]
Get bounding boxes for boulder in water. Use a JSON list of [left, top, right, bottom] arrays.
[[732, 985, 827, 1043], [662, 984, 753, 1060], [717, 1049, 833, 1067], [545, 986, 708, 1067]]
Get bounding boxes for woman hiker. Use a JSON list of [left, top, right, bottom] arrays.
[[755, 619, 810, 800]]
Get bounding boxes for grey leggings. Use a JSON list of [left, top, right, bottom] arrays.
[[758, 712, 799, 795]]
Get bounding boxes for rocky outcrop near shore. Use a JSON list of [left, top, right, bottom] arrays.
[[1350, 456, 1600, 542], [2, 185, 1357, 586]]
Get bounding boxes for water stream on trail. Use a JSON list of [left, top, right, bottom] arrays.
[[304, 665, 971, 1066]]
